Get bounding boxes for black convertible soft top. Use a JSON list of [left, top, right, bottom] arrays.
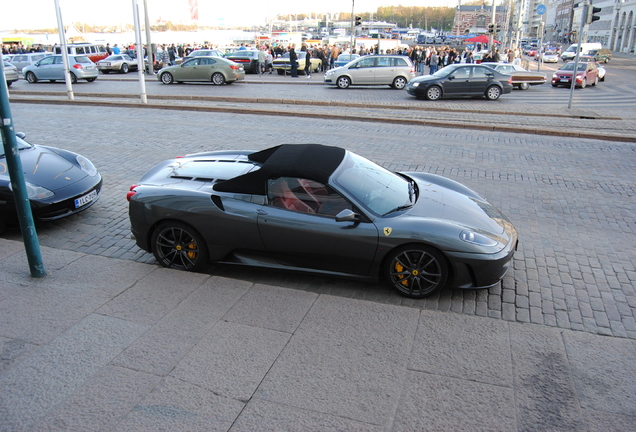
[[213, 144, 346, 195]]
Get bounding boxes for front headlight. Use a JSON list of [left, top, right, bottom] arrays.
[[76, 155, 98, 176], [9, 181, 54, 200], [410, 82, 420, 87], [459, 230, 498, 247]]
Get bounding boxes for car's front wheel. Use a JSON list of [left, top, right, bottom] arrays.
[[212, 72, 225, 85], [160, 72, 174, 84], [579, 78, 587, 89], [151, 221, 209, 272], [592, 76, 598, 86], [384, 245, 448, 298], [392, 76, 407, 89], [425, 85, 442, 100], [485, 85, 502, 100], [336, 76, 351, 89], [25, 71, 38, 83]]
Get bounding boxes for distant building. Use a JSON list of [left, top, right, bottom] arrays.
[[452, 5, 507, 36]]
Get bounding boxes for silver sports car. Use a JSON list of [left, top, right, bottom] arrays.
[[127, 144, 518, 298]]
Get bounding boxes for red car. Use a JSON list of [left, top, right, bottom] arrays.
[[551, 61, 599, 88]]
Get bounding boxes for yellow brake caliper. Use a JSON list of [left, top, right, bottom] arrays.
[[395, 262, 409, 286]]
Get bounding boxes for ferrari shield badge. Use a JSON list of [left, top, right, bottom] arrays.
[[383, 227, 392, 236]]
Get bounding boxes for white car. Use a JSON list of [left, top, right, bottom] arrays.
[[541, 51, 559, 63]]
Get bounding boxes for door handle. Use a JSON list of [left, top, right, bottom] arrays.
[[256, 209, 268, 215]]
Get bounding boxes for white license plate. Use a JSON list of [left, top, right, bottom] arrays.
[[560, 79, 569, 82], [74, 189, 98, 208]]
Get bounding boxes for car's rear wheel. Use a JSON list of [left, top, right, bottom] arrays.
[[519, 82, 529, 90], [580, 78, 587, 89], [392, 76, 407, 89], [384, 245, 448, 298], [277, 70, 284, 75], [86, 77, 97, 82], [336, 76, 351, 89], [26, 71, 38, 83], [592, 76, 598, 86], [485, 85, 502, 100], [212, 72, 225, 85], [69, 73, 77, 84], [101, 70, 110, 74], [425, 85, 442, 100], [151, 221, 209, 272], [160, 72, 174, 84], [121, 63, 129, 74]]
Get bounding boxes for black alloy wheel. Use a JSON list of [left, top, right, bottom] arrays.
[[385, 245, 448, 298], [151, 222, 209, 272]]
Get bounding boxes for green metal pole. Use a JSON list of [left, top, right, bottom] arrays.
[[0, 59, 46, 278]]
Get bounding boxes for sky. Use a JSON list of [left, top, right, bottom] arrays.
[[1, 0, 454, 31]]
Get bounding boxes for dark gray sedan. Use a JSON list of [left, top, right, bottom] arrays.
[[127, 144, 517, 298], [405, 63, 513, 100]]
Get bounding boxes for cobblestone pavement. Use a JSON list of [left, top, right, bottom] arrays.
[[3, 101, 636, 340]]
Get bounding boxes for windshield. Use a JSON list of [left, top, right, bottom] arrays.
[[561, 63, 586, 71], [1, 136, 32, 157], [332, 152, 412, 216]]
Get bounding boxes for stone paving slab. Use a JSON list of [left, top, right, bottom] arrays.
[[1, 238, 636, 430]]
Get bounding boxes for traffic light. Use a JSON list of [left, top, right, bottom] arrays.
[[496, 23, 501, 33], [355, 16, 362, 26], [488, 24, 494, 34], [586, 5, 601, 24]]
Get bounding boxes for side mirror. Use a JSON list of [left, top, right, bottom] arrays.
[[335, 209, 360, 222]]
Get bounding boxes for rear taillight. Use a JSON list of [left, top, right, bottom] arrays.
[[72, 64, 83, 69], [126, 185, 139, 202], [230, 65, 239, 70]]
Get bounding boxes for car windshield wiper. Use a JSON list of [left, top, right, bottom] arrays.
[[383, 204, 413, 216]]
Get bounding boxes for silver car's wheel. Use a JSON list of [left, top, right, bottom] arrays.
[[151, 222, 208, 272], [212, 72, 225, 85], [392, 76, 407, 89], [519, 82, 530, 90], [25, 71, 38, 83], [385, 245, 448, 298], [121, 63, 129, 74], [426, 85, 442, 100], [160, 72, 174, 84], [485, 85, 502, 100], [69, 73, 77, 84], [336, 76, 351, 89]]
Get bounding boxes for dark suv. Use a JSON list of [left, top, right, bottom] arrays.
[[582, 48, 612, 63]]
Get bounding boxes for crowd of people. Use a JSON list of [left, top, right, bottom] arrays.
[[3, 39, 528, 77]]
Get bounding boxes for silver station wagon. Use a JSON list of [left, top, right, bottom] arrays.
[[324, 55, 416, 89]]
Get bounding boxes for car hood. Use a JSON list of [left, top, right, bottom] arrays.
[[12, 147, 88, 191], [408, 173, 508, 235]]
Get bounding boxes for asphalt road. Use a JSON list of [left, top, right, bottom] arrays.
[[2, 95, 635, 340]]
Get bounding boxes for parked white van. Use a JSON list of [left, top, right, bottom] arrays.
[[560, 43, 603, 61]]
